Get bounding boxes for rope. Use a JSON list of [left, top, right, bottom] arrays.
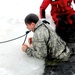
[[0, 31, 30, 44]]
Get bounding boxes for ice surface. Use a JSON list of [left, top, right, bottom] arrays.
[[0, 0, 45, 75]]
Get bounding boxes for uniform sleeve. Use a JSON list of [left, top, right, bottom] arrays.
[[25, 31, 48, 59], [40, 0, 50, 18]]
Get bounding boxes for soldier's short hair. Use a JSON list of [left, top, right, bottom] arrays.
[[24, 13, 39, 24]]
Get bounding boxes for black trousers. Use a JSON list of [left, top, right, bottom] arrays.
[[43, 57, 75, 75], [43, 42, 75, 75], [56, 15, 75, 43]]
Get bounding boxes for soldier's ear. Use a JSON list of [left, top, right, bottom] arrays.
[[30, 22, 35, 28]]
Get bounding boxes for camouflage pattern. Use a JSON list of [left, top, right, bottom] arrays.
[[26, 20, 71, 63]]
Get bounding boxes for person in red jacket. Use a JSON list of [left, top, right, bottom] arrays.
[[40, 0, 75, 43]]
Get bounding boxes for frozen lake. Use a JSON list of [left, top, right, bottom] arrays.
[[0, 0, 46, 75]]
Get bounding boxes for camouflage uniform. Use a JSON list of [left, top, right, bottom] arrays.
[[25, 20, 72, 75]]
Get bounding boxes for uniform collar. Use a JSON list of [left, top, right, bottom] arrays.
[[34, 20, 43, 32]]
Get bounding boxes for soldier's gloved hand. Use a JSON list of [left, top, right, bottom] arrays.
[[41, 18, 50, 24], [42, 20, 50, 24], [22, 44, 28, 52]]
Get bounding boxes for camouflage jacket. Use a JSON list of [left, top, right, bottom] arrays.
[[26, 20, 71, 61]]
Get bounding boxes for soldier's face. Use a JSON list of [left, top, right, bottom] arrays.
[[26, 22, 35, 31]]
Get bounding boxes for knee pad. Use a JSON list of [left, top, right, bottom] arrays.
[[70, 15, 75, 21], [70, 15, 75, 28], [56, 16, 67, 29], [58, 20, 66, 27]]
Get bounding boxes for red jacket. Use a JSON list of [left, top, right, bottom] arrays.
[[40, 0, 75, 18]]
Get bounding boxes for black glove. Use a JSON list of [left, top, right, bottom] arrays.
[[42, 20, 50, 24]]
